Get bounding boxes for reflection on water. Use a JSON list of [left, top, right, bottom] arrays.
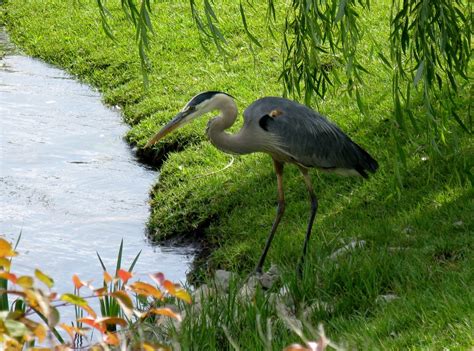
[[0, 30, 193, 320]]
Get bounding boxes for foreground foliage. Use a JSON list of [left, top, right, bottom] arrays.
[[0, 238, 191, 349], [0, 239, 334, 351]]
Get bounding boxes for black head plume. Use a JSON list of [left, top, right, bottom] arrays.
[[186, 91, 234, 108]]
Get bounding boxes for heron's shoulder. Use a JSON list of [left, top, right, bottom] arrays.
[[246, 96, 306, 110], [245, 97, 347, 143], [244, 96, 325, 121]]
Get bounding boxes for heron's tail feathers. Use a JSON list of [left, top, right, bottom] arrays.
[[352, 143, 379, 179]]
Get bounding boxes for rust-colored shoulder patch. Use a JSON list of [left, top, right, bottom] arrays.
[[269, 109, 283, 118]]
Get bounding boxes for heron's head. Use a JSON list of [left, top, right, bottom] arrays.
[[145, 91, 233, 148]]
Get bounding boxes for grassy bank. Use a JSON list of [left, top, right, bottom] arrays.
[[2, 0, 473, 348]]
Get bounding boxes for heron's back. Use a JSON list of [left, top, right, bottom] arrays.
[[243, 97, 378, 177]]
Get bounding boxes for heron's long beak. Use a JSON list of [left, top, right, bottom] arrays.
[[145, 111, 187, 148]]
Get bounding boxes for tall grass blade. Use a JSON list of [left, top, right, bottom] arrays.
[[128, 249, 142, 272], [96, 251, 107, 272], [115, 239, 124, 275], [13, 231, 22, 250]]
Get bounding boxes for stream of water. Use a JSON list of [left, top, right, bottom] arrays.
[[0, 29, 193, 320]]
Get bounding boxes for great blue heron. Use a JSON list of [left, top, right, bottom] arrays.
[[145, 91, 378, 274]]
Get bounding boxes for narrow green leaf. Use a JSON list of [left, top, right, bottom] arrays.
[[354, 63, 370, 75], [446, 71, 457, 92], [414, 60, 424, 87], [406, 110, 419, 133], [393, 90, 405, 131], [355, 88, 365, 115], [239, 2, 262, 48], [396, 141, 407, 168], [452, 110, 471, 134], [204, 0, 218, 21], [115, 239, 124, 275], [97, 0, 115, 41], [140, 0, 154, 34], [13, 232, 22, 251], [128, 250, 142, 272], [96, 251, 107, 272]]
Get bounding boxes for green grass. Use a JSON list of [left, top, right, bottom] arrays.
[[2, 0, 473, 349]]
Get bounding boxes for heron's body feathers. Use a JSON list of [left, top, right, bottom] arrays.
[[242, 97, 378, 178]]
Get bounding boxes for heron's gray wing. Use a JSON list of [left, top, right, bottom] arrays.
[[244, 97, 377, 173]]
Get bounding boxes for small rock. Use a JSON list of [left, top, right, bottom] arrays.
[[214, 270, 236, 292], [267, 292, 278, 305], [238, 275, 259, 300], [329, 239, 366, 260], [259, 273, 275, 289], [387, 246, 409, 252], [191, 284, 215, 314], [267, 264, 280, 276], [376, 294, 399, 304], [193, 284, 213, 303], [402, 226, 414, 234], [275, 297, 302, 332], [453, 220, 463, 228], [259, 264, 281, 289]]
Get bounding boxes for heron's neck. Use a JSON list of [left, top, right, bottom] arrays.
[[206, 95, 254, 155]]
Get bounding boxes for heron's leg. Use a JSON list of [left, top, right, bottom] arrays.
[[297, 167, 318, 276], [255, 160, 285, 274]]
